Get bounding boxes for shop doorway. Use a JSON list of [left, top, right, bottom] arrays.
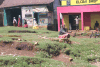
[[34, 13, 38, 24], [69, 15, 76, 30], [6, 8, 21, 26], [69, 14, 81, 30]]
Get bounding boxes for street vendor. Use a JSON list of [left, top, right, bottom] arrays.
[[24, 20, 28, 28], [59, 24, 70, 38]]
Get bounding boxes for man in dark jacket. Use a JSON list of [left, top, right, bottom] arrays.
[[94, 21, 99, 30]]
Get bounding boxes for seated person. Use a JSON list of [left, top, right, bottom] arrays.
[[94, 21, 99, 30], [24, 20, 28, 28], [59, 25, 70, 38]]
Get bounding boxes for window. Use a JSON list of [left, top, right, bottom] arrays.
[[25, 14, 32, 18]]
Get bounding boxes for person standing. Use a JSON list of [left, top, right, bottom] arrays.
[[74, 16, 81, 32], [13, 17, 17, 26], [18, 15, 22, 27], [94, 21, 99, 30], [24, 20, 28, 28]]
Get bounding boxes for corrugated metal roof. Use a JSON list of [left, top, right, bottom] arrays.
[[0, 0, 54, 8]]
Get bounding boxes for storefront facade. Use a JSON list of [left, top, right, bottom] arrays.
[[3, 5, 53, 27], [57, 0, 100, 31], [0, 0, 54, 27]]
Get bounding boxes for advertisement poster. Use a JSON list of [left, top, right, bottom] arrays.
[[39, 18, 48, 25], [71, 0, 100, 5]]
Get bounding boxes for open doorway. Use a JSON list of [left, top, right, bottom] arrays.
[[34, 13, 38, 24], [69, 15, 76, 30], [69, 14, 81, 30], [6, 8, 21, 26]]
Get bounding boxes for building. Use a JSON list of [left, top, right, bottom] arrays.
[[57, 0, 100, 31], [0, 0, 54, 27], [53, 0, 61, 31]]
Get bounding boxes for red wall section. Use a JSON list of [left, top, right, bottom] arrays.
[[83, 12, 91, 27]]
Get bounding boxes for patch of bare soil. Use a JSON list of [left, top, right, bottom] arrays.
[[52, 53, 75, 67], [0, 41, 36, 57], [75, 36, 90, 38], [91, 62, 100, 67], [8, 30, 36, 33]]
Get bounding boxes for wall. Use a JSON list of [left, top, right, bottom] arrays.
[[61, 0, 70, 6], [63, 14, 69, 29], [83, 12, 91, 27], [90, 12, 100, 29]]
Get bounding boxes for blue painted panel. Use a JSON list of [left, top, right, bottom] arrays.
[[4, 9, 7, 26]]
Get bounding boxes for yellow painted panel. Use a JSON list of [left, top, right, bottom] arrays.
[[91, 13, 100, 29], [61, 1, 67, 6], [71, 0, 100, 5], [63, 15, 69, 29], [84, 26, 90, 31], [79, 20, 81, 30]]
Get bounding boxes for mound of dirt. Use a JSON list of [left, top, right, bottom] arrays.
[[0, 41, 13, 47], [0, 41, 36, 57], [3, 35, 21, 37], [8, 30, 36, 33], [0, 41, 34, 51]]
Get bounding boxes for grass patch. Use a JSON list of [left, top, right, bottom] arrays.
[[0, 56, 66, 67], [0, 26, 100, 67]]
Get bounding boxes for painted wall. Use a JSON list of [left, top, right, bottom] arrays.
[[61, 1, 67, 6], [71, 0, 100, 6], [61, 0, 70, 6], [57, 4, 100, 31], [90, 12, 100, 29], [83, 12, 91, 27], [57, 5, 100, 13], [63, 15, 69, 29]]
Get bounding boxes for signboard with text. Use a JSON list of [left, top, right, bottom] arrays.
[[71, 0, 100, 5]]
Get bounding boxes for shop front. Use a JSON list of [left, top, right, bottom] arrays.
[[57, 0, 100, 31], [22, 6, 49, 27]]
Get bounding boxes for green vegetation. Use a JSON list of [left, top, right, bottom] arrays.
[[0, 26, 99, 67], [0, 56, 66, 67]]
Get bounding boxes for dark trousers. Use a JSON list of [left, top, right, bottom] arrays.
[[76, 24, 79, 30]]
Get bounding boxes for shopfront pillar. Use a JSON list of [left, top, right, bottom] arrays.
[[4, 9, 7, 26], [62, 15, 64, 25], [57, 13, 60, 31], [81, 12, 84, 30]]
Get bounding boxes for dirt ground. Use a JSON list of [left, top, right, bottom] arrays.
[[0, 41, 36, 57], [52, 53, 75, 66]]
